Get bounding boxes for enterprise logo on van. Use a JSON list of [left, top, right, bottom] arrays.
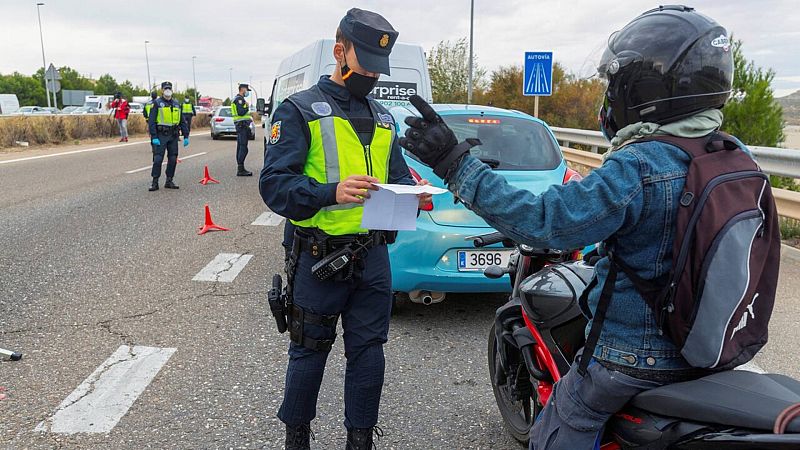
[[372, 81, 418, 102]]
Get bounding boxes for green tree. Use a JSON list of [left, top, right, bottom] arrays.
[[94, 74, 120, 96], [223, 97, 231, 106], [722, 39, 784, 146], [475, 63, 604, 129], [0, 71, 47, 106], [720, 39, 788, 189], [427, 38, 487, 103]]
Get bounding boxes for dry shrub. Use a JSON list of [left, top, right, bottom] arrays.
[[0, 113, 211, 149]]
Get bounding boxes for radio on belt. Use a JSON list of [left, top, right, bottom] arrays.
[[311, 246, 355, 281]]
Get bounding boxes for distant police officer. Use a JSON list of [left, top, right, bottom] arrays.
[[232, 83, 253, 176], [147, 81, 190, 191], [260, 8, 431, 450], [182, 97, 196, 130], [143, 91, 157, 120]]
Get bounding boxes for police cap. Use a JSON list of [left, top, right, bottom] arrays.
[[161, 81, 173, 90], [238, 83, 251, 91], [339, 8, 398, 75]]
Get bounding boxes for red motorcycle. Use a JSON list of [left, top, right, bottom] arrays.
[[475, 231, 800, 449]]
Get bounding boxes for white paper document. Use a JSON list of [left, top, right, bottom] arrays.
[[361, 184, 448, 231]]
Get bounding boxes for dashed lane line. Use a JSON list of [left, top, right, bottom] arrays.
[[192, 253, 254, 282], [124, 152, 208, 174], [0, 140, 149, 166], [35, 345, 176, 434], [252, 211, 285, 226]]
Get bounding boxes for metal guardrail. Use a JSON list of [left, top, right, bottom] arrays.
[[554, 128, 800, 220], [552, 127, 800, 179]]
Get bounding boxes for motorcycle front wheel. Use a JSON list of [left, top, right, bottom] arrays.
[[488, 324, 540, 445]]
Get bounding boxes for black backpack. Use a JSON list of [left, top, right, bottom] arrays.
[[579, 132, 781, 375]]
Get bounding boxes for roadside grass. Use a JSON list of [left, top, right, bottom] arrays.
[[0, 113, 213, 149]]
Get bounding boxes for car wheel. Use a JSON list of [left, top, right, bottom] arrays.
[[211, 133, 219, 140], [249, 133, 255, 141]]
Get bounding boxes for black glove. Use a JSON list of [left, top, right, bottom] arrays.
[[399, 95, 480, 180]]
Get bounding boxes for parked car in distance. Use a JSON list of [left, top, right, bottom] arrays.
[[387, 103, 583, 305], [128, 102, 144, 114], [210, 106, 255, 140], [60, 106, 79, 114], [16, 106, 52, 115], [69, 106, 101, 115]]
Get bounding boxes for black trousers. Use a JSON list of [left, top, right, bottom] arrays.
[[235, 121, 250, 164], [151, 132, 179, 178], [182, 114, 193, 131]]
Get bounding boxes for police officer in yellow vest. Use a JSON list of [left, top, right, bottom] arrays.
[[143, 91, 157, 120], [181, 97, 196, 130], [259, 8, 431, 450], [147, 81, 190, 191], [143, 91, 158, 155], [232, 83, 253, 176]]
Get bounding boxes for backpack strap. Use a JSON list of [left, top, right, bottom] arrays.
[[641, 131, 740, 159], [578, 250, 619, 376]]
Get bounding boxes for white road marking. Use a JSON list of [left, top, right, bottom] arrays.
[[124, 152, 207, 174], [736, 360, 766, 374], [252, 211, 285, 226], [192, 253, 254, 282], [35, 345, 176, 434], [0, 141, 148, 166]]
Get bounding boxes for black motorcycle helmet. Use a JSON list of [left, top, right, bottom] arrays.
[[150, 91, 157, 99], [597, 5, 733, 140]]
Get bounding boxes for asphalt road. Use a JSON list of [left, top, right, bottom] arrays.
[[0, 129, 799, 449]]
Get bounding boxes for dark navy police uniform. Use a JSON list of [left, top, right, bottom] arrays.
[[148, 96, 189, 179], [232, 93, 252, 165], [259, 8, 412, 432]]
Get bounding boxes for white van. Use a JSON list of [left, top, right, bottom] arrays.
[[84, 95, 114, 112], [264, 39, 432, 124], [0, 94, 20, 115]]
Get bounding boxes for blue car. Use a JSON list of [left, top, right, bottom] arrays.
[[388, 104, 582, 305]]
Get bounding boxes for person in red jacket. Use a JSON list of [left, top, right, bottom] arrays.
[[109, 92, 131, 142]]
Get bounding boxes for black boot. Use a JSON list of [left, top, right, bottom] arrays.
[[285, 423, 312, 450], [148, 177, 159, 191], [164, 178, 179, 189], [346, 426, 382, 450], [237, 164, 253, 176]]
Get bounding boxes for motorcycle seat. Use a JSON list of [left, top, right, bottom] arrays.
[[630, 370, 800, 433]]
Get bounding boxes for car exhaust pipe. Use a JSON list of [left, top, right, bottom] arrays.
[[409, 290, 446, 305]]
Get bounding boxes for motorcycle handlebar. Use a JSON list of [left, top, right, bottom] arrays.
[[472, 232, 507, 248]]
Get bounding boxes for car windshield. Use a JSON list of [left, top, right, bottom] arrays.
[[218, 108, 232, 117], [441, 115, 562, 170]]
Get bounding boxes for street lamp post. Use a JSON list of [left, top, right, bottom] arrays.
[[145, 41, 152, 91], [467, 0, 474, 105], [192, 56, 198, 104], [36, 3, 51, 108], [229, 68, 233, 101]]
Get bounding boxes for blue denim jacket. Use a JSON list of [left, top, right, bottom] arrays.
[[450, 140, 709, 373]]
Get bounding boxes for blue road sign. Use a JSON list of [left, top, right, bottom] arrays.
[[523, 52, 553, 96]]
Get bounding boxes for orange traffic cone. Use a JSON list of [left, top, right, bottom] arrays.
[[199, 165, 220, 185], [197, 204, 230, 235]]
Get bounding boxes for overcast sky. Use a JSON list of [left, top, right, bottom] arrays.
[[2, 0, 799, 100]]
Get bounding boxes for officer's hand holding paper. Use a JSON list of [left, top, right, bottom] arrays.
[[361, 183, 447, 231]]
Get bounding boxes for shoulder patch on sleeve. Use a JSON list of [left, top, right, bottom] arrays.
[[269, 121, 282, 145], [236, 99, 244, 105]]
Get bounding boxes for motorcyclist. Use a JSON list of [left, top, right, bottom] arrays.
[[399, 5, 737, 449]]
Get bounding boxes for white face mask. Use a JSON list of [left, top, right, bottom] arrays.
[[163, 89, 173, 98]]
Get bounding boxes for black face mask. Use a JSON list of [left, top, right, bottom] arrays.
[[341, 58, 379, 99]]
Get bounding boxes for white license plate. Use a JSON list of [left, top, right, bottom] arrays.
[[457, 250, 513, 272]]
